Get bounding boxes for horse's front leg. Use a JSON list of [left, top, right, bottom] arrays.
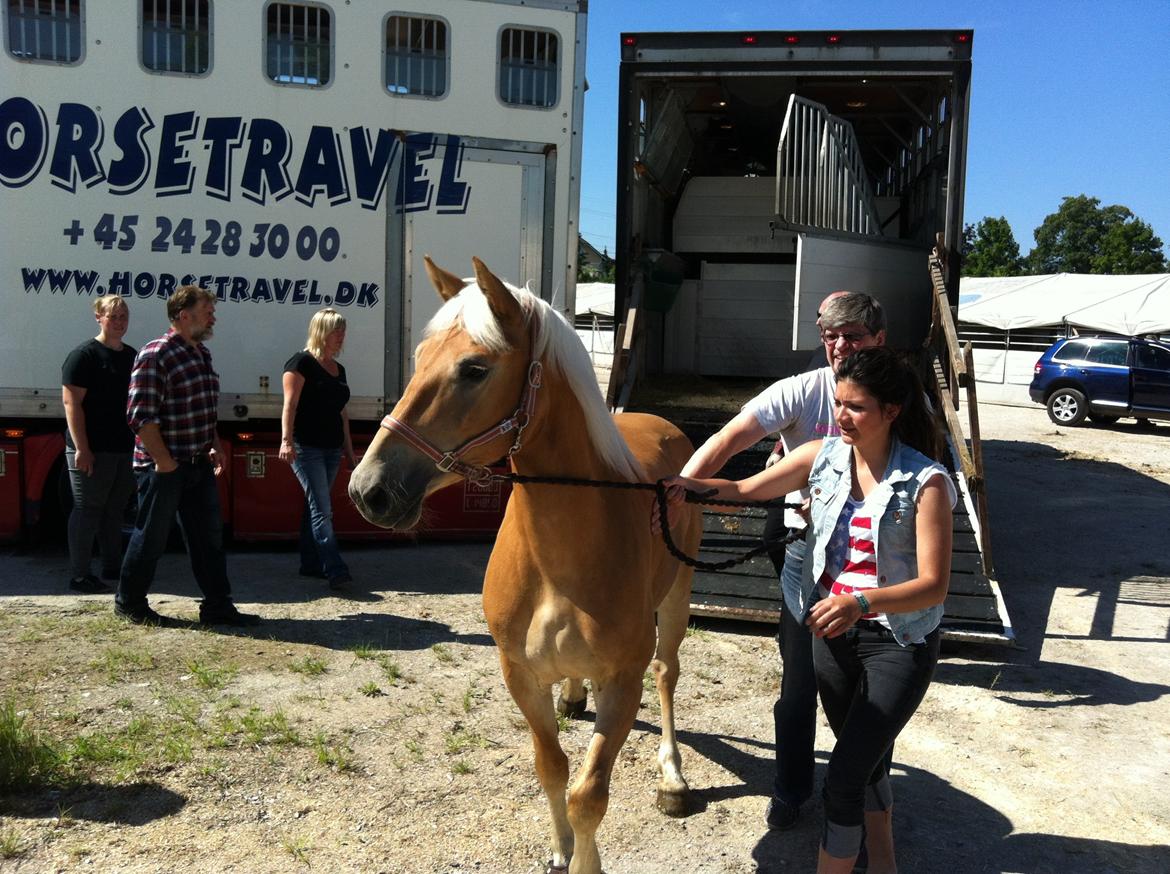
[[499, 655, 574, 870], [650, 563, 695, 816], [566, 668, 644, 874]]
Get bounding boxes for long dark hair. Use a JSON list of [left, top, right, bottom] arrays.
[[836, 347, 944, 461]]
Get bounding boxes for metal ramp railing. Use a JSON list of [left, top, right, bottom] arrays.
[[775, 95, 881, 236]]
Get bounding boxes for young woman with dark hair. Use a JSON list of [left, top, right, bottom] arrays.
[[656, 346, 955, 873]]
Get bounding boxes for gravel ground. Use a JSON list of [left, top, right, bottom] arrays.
[[1, 401, 1168, 873]]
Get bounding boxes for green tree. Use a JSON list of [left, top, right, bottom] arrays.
[[1093, 218, 1167, 274], [1030, 195, 1167, 274], [961, 216, 1022, 276]]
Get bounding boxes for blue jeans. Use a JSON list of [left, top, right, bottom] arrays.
[[117, 459, 232, 612], [291, 444, 349, 581], [66, 448, 135, 579]]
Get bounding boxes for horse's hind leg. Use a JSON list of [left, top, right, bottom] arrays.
[[557, 678, 587, 718], [500, 656, 574, 870], [650, 562, 695, 817], [567, 669, 643, 874]]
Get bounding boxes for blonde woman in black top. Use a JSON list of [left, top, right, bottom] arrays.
[[280, 308, 356, 589]]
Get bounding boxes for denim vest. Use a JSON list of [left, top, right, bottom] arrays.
[[799, 436, 949, 646]]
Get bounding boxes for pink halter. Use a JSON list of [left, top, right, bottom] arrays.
[[378, 326, 543, 486]]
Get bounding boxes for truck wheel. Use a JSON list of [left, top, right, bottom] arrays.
[[1047, 388, 1088, 426], [1087, 413, 1120, 425]]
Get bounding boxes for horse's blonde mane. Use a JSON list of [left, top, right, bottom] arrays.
[[425, 279, 645, 482]]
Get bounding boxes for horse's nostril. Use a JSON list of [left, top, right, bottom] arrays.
[[364, 485, 391, 517]]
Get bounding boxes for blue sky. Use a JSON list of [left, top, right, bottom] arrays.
[[577, 0, 1170, 259]]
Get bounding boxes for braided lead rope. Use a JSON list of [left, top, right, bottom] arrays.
[[486, 472, 802, 572]]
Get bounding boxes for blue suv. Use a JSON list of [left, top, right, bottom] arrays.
[[1029, 335, 1170, 426]]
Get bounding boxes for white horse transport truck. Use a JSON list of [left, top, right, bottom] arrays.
[[614, 29, 1010, 641], [0, 0, 587, 541]]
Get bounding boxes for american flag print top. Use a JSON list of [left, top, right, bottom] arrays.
[[818, 495, 889, 629]]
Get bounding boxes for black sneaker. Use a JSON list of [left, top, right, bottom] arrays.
[[70, 574, 111, 594], [199, 605, 262, 627], [114, 603, 170, 626], [765, 796, 800, 831]]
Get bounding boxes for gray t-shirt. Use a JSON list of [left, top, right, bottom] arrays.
[[741, 366, 839, 527]]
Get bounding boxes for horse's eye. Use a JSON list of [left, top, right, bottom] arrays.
[[458, 361, 490, 383]]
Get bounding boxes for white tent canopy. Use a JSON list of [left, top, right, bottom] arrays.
[[960, 273, 1170, 335]]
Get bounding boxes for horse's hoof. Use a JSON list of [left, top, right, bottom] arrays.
[[557, 696, 587, 719], [656, 787, 689, 817]]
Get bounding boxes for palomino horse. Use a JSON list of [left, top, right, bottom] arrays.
[[349, 257, 703, 874]]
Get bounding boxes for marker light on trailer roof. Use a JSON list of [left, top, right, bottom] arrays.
[[826, 34, 841, 44], [622, 36, 636, 47], [741, 34, 758, 45], [785, 35, 800, 45]]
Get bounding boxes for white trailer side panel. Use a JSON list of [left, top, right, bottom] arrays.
[[0, 0, 585, 421]]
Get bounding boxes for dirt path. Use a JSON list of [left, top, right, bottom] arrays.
[[2, 403, 1168, 873]]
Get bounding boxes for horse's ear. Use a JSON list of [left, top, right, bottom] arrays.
[[472, 257, 524, 327], [423, 255, 468, 301]]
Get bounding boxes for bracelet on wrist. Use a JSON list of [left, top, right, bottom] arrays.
[[852, 591, 871, 614]]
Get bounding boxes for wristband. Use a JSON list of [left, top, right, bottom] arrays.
[[852, 591, 871, 614]]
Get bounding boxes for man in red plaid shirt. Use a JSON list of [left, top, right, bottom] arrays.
[[115, 285, 260, 627]]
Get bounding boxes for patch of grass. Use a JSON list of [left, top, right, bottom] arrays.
[[239, 708, 300, 747], [349, 642, 378, 661], [160, 693, 202, 725], [379, 658, 404, 684], [451, 759, 473, 775], [283, 835, 312, 864], [430, 643, 454, 664], [461, 682, 481, 714], [313, 732, 357, 773], [0, 828, 26, 860], [359, 682, 383, 698], [555, 711, 572, 734], [404, 738, 423, 760], [289, 656, 328, 677], [445, 728, 488, 754], [684, 624, 711, 641], [187, 659, 238, 690], [93, 647, 156, 683], [0, 699, 61, 791]]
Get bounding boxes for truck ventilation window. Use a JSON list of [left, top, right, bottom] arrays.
[[499, 26, 558, 108], [265, 1, 330, 87], [385, 14, 447, 98], [141, 0, 210, 75], [5, 0, 83, 64]]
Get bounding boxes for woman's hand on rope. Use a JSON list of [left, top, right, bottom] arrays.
[[806, 593, 864, 639]]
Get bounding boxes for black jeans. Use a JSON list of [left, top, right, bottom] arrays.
[[814, 622, 940, 850], [773, 536, 816, 808], [117, 459, 232, 612]]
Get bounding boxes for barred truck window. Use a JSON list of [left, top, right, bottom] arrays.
[[6, 0, 83, 64], [498, 26, 559, 108], [265, 1, 331, 87], [141, 0, 211, 75], [385, 14, 448, 98]]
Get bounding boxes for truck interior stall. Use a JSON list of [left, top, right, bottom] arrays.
[[615, 30, 973, 379]]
